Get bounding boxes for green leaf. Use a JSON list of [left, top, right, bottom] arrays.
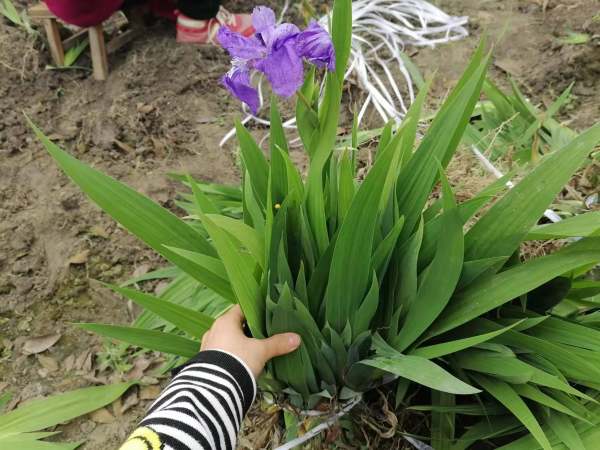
[[296, 67, 318, 154], [410, 321, 522, 359], [63, 39, 89, 67], [162, 246, 234, 301], [106, 284, 214, 339], [431, 392, 455, 450], [512, 384, 587, 422], [546, 411, 586, 450], [372, 216, 405, 280], [337, 151, 355, 224], [0, 0, 22, 26], [0, 382, 134, 433], [558, 32, 590, 45], [205, 214, 265, 269], [526, 212, 600, 240], [236, 119, 269, 209], [352, 274, 379, 339], [530, 317, 600, 352], [120, 266, 180, 287], [451, 416, 522, 450], [396, 41, 490, 237], [325, 120, 406, 331], [0, 437, 80, 450], [331, 0, 352, 85], [408, 402, 506, 416], [0, 392, 11, 412], [394, 173, 464, 350], [471, 374, 552, 450], [269, 96, 289, 155], [199, 214, 264, 338], [29, 119, 223, 292], [76, 323, 199, 358], [188, 174, 220, 214], [362, 355, 480, 395], [429, 238, 600, 337], [465, 123, 600, 261]]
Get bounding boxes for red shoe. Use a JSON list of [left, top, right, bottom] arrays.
[[176, 6, 254, 44]]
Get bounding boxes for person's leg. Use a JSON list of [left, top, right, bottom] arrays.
[[45, 0, 124, 27], [177, 0, 220, 20], [176, 0, 254, 44]]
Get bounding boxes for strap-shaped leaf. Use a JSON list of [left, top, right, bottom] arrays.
[[411, 321, 521, 359], [235, 119, 269, 209], [29, 120, 229, 292], [362, 355, 480, 395], [465, 123, 600, 261], [199, 214, 264, 338], [396, 41, 490, 238], [0, 382, 134, 434], [325, 121, 406, 331], [76, 323, 199, 358], [106, 284, 214, 339], [526, 212, 600, 240], [429, 238, 600, 337], [206, 214, 265, 269], [394, 173, 463, 351], [471, 374, 552, 450], [331, 0, 352, 85]]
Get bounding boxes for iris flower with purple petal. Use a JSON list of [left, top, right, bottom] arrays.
[[218, 6, 336, 113]]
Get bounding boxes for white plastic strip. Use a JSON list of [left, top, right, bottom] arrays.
[[219, 0, 469, 146], [273, 397, 361, 450]]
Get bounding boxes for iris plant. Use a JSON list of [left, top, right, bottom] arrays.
[[34, 1, 600, 448]]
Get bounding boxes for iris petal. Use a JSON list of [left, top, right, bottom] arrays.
[[296, 21, 336, 71], [222, 69, 260, 114], [255, 42, 305, 98], [251, 6, 276, 33], [217, 27, 264, 61]]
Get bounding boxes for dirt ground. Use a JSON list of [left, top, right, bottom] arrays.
[[0, 0, 598, 449]]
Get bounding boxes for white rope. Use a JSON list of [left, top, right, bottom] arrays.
[[470, 145, 563, 223], [219, 0, 469, 146], [273, 397, 361, 450]]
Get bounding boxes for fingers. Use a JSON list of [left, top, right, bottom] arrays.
[[258, 333, 301, 360], [220, 304, 245, 326]]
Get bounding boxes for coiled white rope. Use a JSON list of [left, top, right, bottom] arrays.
[[219, 0, 469, 146]]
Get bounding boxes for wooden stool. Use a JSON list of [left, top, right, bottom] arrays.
[[28, 3, 136, 81]]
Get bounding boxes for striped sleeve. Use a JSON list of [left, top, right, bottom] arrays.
[[119, 350, 257, 450]]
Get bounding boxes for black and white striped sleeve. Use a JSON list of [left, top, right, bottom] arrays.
[[119, 350, 257, 450]]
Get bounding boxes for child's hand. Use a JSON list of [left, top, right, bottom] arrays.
[[200, 305, 301, 378]]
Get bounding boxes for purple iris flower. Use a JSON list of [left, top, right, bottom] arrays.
[[218, 6, 335, 113], [296, 21, 336, 71]]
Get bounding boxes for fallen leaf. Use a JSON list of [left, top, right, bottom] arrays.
[[63, 354, 76, 371], [126, 357, 151, 380], [37, 355, 59, 372], [120, 390, 139, 414], [132, 264, 150, 279], [22, 334, 61, 355], [139, 385, 161, 400], [89, 225, 109, 238], [74, 349, 93, 371], [137, 103, 155, 114], [114, 139, 135, 153], [90, 407, 115, 424], [112, 397, 123, 418], [68, 250, 89, 265]]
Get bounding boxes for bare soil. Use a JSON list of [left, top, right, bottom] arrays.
[[0, 0, 598, 449]]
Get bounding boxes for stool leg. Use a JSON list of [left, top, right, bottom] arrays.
[[43, 18, 64, 66], [88, 25, 109, 81]]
